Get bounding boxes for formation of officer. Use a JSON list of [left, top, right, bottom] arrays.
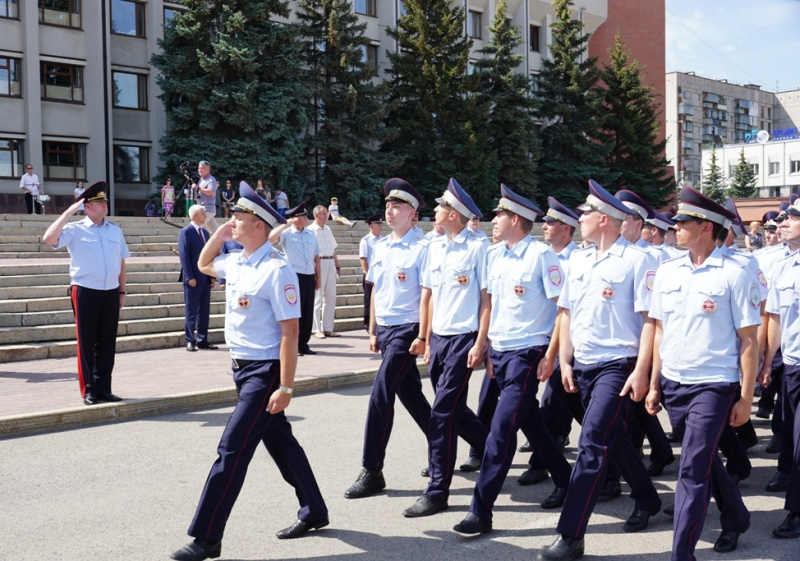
[[43, 182, 129, 405], [170, 181, 328, 561], [178, 204, 217, 352]]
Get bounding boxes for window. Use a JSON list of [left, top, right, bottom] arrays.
[[112, 71, 147, 109], [683, 121, 693, 132], [43, 142, 85, 180], [768, 107, 772, 119], [111, 0, 145, 37], [791, 160, 800, 174], [398, 0, 406, 16], [768, 186, 780, 198], [0, 57, 21, 97], [769, 161, 780, 176], [360, 45, 378, 77], [39, 0, 81, 28], [529, 25, 540, 52], [40, 62, 83, 102], [751, 163, 759, 176], [1, 0, 18, 19], [467, 60, 478, 75], [354, 0, 376, 16], [530, 72, 539, 93], [164, 7, 179, 24], [468, 11, 482, 39], [114, 145, 149, 182], [0, 139, 23, 178]]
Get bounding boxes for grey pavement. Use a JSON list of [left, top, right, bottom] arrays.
[[0, 369, 795, 561]]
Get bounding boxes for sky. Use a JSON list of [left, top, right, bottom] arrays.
[[666, 0, 800, 92]]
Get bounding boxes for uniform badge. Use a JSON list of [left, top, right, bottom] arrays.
[[645, 271, 656, 293], [548, 266, 562, 287], [702, 298, 716, 313], [749, 283, 761, 308], [284, 285, 298, 306], [456, 274, 469, 285], [237, 295, 250, 308], [602, 286, 614, 299], [758, 269, 768, 288], [270, 252, 278, 259], [514, 284, 525, 296], [397, 271, 407, 282]]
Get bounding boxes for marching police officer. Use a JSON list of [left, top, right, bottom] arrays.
[[359, 212, 384, 330]]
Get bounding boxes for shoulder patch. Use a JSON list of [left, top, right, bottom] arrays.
[[722, 253, 747, 269]]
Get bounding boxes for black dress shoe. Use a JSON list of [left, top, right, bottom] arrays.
[[519, 440, 532, 453], [453, 512, 492, 534], [344, 468, 385, 499], [713, 522, 749, 553], [98, 392, 123, 402], [83, 395, 98, 406], [556, 434, 570, 451], [755, 404, 773, 419], [300, 347, 318, 355], [421, 467, 429, 478], [276, 517, 329, 539], [598, 478, 621, 501], [766, 433, 784, 454], [186, 342, 197, 352], [537, 535, 585, 561], [196, 342, 218, 350], [730, 471, 750, 485], [170, 539, 221, 560], [647, 456, 674, 476], [623, 506, 660, 533], [773, 512, 800, 538], [519, 467, 549, 486], [664, 504, 674, 517], [666, 431, 683, 443], [459, 457, 481, 472], [403, 495, 448, 517], [767, 471, 790, 492], [542, 486, 568, 509]]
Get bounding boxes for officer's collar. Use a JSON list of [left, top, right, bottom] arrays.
[[607, 235, 627, 256], [675, 245, 725, 269], [81, 216, 106, 228], [289, 224, 305, 234], [389, 227, 417, 247], [237, 240, 273, 266], [450, 226, 470, 245], [503, 235, 531, 257]]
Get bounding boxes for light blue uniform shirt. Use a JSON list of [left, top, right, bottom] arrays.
[[488, 237, 563, 351], [359, 232, 381, 264], [366, 228, 429, 327], [54, 217, 131, 290], [651, 247, 763, 383], [754, 243, 790, 289], [422, 227, 487, 336], [279, 226, 319, 275], [766, 251, 800, 365], [720, 244, 768, 301], [555, 240, 577, 279], [559, 236, 656, 363], [214, 242, 301, 360]]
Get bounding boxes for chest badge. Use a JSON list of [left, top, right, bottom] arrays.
[[397, 271, 407, 282], [237, 295, 251, 309], [456, 274, 469, 285], [602, 286, 614, 299], [702, 298, 716, 313], [514, 284, 525, 296]]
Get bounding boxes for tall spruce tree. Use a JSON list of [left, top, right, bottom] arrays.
[[598, 33, 674, 208], [381, 0, 498, 213], [702, 147, 725, 204], [151, 1, 308, 198], [297, 0, 400, 215], [729, 149, 759, 199], [476, 0, 539, 203], [534, 0, 614, 208]]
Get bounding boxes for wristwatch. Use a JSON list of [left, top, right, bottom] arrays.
[[279, 385, 294, 395]]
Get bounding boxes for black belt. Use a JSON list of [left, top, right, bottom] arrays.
[[231, 358, 262, 369], [320, 256, 334, 259]]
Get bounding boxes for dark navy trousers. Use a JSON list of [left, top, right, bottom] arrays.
[[70, 285, 120, 398], [469, 346, 571, 523], [557, 358, 661, 539], [469, 374, 500, 460], [362, 324, 430, 470], [188, 360, 327, 542], [183, 280, 211, 345], [296, 273, 315, 351], [783, 364, 800, 514], [661, 378, 749, 561], [424, 332, 488, 501]]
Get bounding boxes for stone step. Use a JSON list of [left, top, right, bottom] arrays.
[[333, 304, 364, 320]]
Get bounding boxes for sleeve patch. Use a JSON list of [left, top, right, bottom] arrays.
[[548, 265, 563, 287], [645, 270, 656, 293], [284, 285, 298, 306], [749, 283, 761, 308]]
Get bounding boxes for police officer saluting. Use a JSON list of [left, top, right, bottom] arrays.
[[170, 182, 328, 561], [646, 186, 759, 560]]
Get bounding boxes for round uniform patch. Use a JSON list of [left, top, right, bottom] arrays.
[[456, 274, 469, 285], [514, 284, 525, 296], [645, 270, 656, 293], [284, 285, 298, 306], [237, 295, 250, 309], [269, 252, 278, 259], [602, 286, 614, 299], [548, 266, 562, 287], [749, 283, 761, 308], [702, 298, 716, 313], [758, 269, 768, 288], [397, 271, 407, 282]]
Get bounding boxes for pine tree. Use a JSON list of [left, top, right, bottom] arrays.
[[476, 0, 539, 204], [381, 0, 498, 213], [702, 147, 725, 204], [728, 149, 759, 199], [297, 0, 401, 215], [598, 33, 674, 208], [151, 1, 308, 201], [534, 0, 614, 208]]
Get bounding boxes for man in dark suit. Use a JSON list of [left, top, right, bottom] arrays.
[[179, 205, 218, 352]]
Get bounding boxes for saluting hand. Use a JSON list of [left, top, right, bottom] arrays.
[[214, 219, 235, 243]]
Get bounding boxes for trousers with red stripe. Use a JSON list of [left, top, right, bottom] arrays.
[[557, 358, 661, 538], [70, 285, 120, 398], [188, 360, 328, 542]]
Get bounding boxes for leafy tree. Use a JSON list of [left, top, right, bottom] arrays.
[[701, 147, 725, 204], [728, 149, 759, 199], [297, 0, 401, 215], [476, 0, 539, 203], [534, 0, 614, 208], [598, 33, 674, 208], [151, 0, 308, 198], [381, 0, 498, 214]]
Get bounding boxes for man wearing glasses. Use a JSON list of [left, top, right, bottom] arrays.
[[19, 164, 44, 214]]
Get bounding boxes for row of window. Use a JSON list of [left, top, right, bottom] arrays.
[[0, 138, 149, 182], [723, 160, 800, 178], [0, 57, 147, 109], [0, 1, 149, 37]]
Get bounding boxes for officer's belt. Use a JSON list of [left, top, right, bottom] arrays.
[[320, 256, 334, 259]]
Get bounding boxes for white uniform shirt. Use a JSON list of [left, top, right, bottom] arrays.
[[766, 251, 800, 365], [53, 218, 131, 290], [19, 173, 40, 196]]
